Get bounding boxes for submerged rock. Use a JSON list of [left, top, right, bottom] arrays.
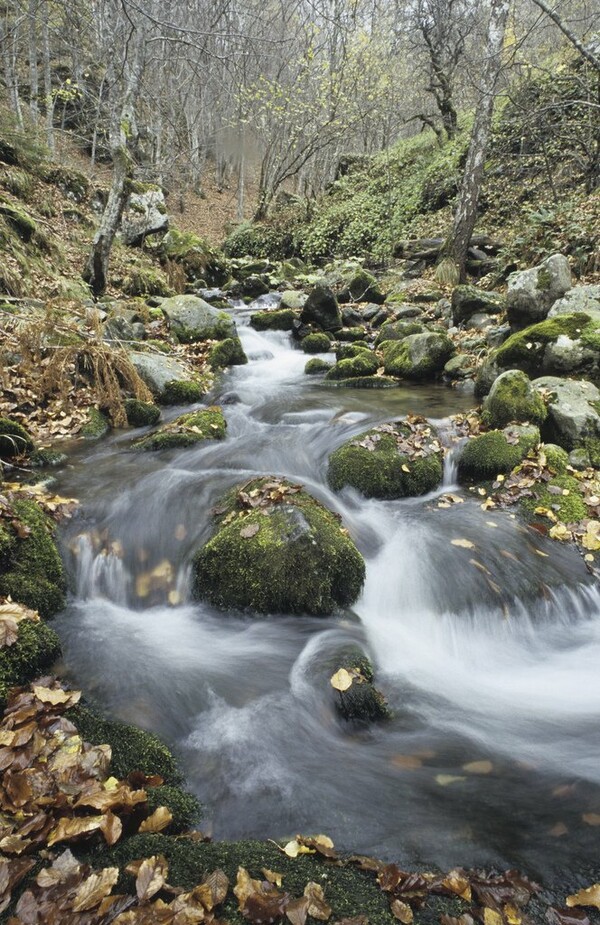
[[192, 478, 365, 615], [328, 419, 443, 499], [331, 648, 391, 724], [132, 408, 226, 451]]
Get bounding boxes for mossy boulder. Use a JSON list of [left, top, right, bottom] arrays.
[[338, 268, 385, 304], [0, 417, 34, 456], [192, 478, 365, 615], [336, 343, 370, 361], [162, 294, 235, 343], [250, 308, 296, 331], [300, 285, 342, 332], [332, 649, 391, 724], [325, 352, 379, 381], [457, 425, 540, 482], [301, 332, 332, 354], [0, 498, 66, 618], [305, 358, 333, 375], [81, 407, 110, 439], [208, 336, 248, 369], [532, 376, 600, 450], [383, 332, 454, 380], [161, 380, 204, 406], [280, 290, 307, 311], [159, 229, 229, 286], [482, 370, 547, 429], [507, 253, 572, 328], [133, 408, 226, 451], [328, 420, 443, 499], [0, 619, 62, 705], [477, 314, 600, 393], [333, 376, 399, 389], [374, 319, 425, 347], [122, 267, 172, 298], [451, 285, 505, 326], [337, 326, 368, 342], [124, 398, 161, 428]]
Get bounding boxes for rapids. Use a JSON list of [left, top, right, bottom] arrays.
[[53, 305, 600, 882]]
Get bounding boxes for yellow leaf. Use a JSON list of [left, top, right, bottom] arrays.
[[72, 867, 119, 912], [484, 909, 504, 925], [139, 806, 173, 833], [462, 760, 493, 775], [135, 855, 169, 901], [435, 774, 466, 786], [48, 815, 105, 846], [391, 899, 414, 922], [32, 684, 80, 706], [566, 884, 600, 910], [330, 669, 353, 692], [401, 464, 410, 473], [451, 538, 475, 549], [283, 839, 314, 858], [582, 813, 600, 826]]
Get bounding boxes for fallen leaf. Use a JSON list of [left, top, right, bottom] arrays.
[[391, 899, 413, 923], [72, 867, 119, 912], [138, 806, 173, 833], [135, 855, 169, 901], [451, 538, 475, 549], [566, 885, 600, 910], [330, 669, 354, 692], [240, 523, 260, 539]]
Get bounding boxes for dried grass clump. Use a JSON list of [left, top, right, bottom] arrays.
[[435, 257, 460, 287]]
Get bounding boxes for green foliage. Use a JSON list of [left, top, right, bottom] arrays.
[[0, 620, 62, 706], [223, 221, 294, 260], [0, 417, 35, 456]]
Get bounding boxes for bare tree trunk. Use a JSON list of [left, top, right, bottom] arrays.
[[84, 26, 146, 298], [529, 0, 600, 75], [28, 0, 39, 120], [237, 138, 245, 221], [441, 0, 510, 283], [0, 6, 23, 128], [41, 0, 54, 151]]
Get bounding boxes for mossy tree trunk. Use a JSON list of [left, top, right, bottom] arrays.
[[84, 24, 146, 298], [442, 0, 510, 283]]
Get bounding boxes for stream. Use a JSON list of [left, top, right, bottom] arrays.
[[52, 304, 600, 886]]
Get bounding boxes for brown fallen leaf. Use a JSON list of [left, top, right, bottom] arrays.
[[304, 881, 332, 921], [391, 899, 413, 923], [240, 522, 260, 539], [138, 805, 173, 833], [135, 854, 169, 901], [71, 867, 119, 912], [566, 885, 600, 910]]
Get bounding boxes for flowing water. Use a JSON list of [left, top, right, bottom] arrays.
[[52, 304, 600, 885]]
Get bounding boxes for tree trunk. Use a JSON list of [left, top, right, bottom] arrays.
[[41, 0, 54, 152], [84, 28, 145, 298], [529, 0, 600, 75], [0, 7, 23, 128], [28, 0, 39, 120], [441, 0, 510, 283]]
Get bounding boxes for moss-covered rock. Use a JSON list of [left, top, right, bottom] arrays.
[[159, 229, 229, 286], [162, 295, 235, 343], [332, 376, 399, 389], [338, 267, 385, 304], [0, 619, 62, 705], [208, 337, 248, 369], [90, 835, 395, 925], [29, 448, 68, 468], [374, 319, 424, 347], [335, 343, 370, 361], [300, 285, 342, 332], [482, 370, 547, 429], [457, 425, 540, 482], [519, 448, 587, 523], [161, 379, 204, 405], [332, 648, 391, 723], [81, 407, 110, 439], [305, 358, 333, 375], [145, 785, 202, 834], [192, 478, 365, 615], [0, 499, 66, 618], [383, 332, 454, 380], [451, 285, 505, 326], [301, 332, 332, 354], [250, 308, 296, 331], [122, 267, 172, 298], [337, 326, 368, 342], [124, 398, 161, 428], [328, 421, 443, 498], [133, 408, 226, 451], [325, 352, 379, 381], [0, 416, 35, 456]]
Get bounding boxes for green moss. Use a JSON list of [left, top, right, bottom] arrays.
[[374, 320, 424, 346], [521, 472, 587, 523], [208, 337, 248, 369], [42, 165, 89, 201], [481, 370, 547, 428], [302, 333, 332, 354], [0, 197, 37, 241], [337, 326, 368, 342], [543, 444, 570, 473], [0, 416, 34, 456], [250, 309, 296, 331], [339, 268, 385, 303], [335, 343, 370, 361], [583, 437, 600, 467], [81, 407, 110, 439], [325, 352, 379, 381], [382, 333, 454, 380], [493, 314, 594, 373], [88, 835, 395, 925], [146, 785, 202, 833], [223, 221, 294, 260], [305, 358, 333, 375], [334, 648, 391, 723], [332, 376, 399, 389], [458, 428, 539, 481], [133, 409, 226, 451], [161, 380, 204, 405], [29, 448, 68, 468], [67, 704, 182, 783], [328, 426, 443, 499], [0, 499, 65, 618], [122, 267, 173, 298], [160, 230, 229, 286], [124, 398, 161, 427], [193, 479, 365, 615], [0, 620, 62, 706]]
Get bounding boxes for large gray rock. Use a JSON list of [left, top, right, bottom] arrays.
[[121, 188, 168, 246], [482, 369, 547, 428], [383, 332, 454, 380], [548, 284, 600, 318], [300, 285, 342, 332], [161, 294, 236, 343], [507, 254, 572, 329], [532, 376, 600, 450], [129, 351, 191, 397], [280, 290, 307, 311], [451, 285, 505, 325]]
